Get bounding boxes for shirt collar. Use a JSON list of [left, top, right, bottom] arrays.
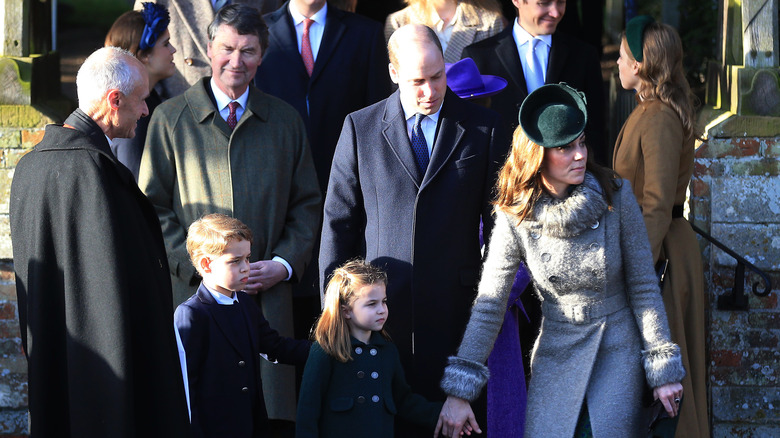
[[288, 1, 327, 26], [431, 5, 460, 33], [513, 18, 552, 48], [210, 77, 249, 112], [400, 96, 444, 126], [204, 283, 239, 305]]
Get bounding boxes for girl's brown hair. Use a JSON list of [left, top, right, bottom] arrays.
[[315, 259, 389, 363], [623, 22, 699, 141], [105, 10, 150, 59], [494, 127, 620, 221]]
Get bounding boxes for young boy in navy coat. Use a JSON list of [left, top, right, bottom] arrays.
[[175, 214, 310, 438]]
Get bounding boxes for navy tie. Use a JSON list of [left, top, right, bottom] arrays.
[[410, 113, 429, 174]]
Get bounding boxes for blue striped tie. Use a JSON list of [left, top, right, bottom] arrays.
[[411, 113, 429, 173]]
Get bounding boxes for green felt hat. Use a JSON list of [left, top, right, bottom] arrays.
[[626, 15, 655, 62], [518, 83, 587, 148]]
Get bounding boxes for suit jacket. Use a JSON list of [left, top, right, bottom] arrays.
[[175, 285, 310, 438], [139, 78, 321, 420], [10, 109, 190, 437], [319, 89, 509, 431], [256, 2, 391, 192], [384, 4, 504, 64], [136, 0, 285, 98], [462, 26, 607, 164]]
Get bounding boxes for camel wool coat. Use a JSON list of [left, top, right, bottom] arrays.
[[441, 174, 686, 437], [613, 100, 709, 438]]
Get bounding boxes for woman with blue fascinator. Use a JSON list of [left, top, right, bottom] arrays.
[[614, 15, 709, 438], [435, 83, 685, 438], [105, 2, 176, 180]]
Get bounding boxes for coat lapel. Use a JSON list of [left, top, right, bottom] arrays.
[[169, 0, 213, 62], [382, 92, 423, 187], [311, 7, 346, 82], [546, 32, 569, 85], [267, 6, 310, 79], [423, 91, 465, 188], [197, 285, 244, 355], [495, 29, 529, 97]]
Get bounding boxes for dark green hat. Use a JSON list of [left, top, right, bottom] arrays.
[[518, 83, 587, 148], [626, 15, 655, 62]]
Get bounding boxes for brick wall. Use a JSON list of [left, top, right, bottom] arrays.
[[0, 107, 53, 437], [692, 135, 780, 437]]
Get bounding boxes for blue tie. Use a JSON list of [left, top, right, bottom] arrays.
[[411, 113, 429, 174]]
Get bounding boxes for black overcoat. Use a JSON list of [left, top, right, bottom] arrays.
[[319, 90, 509, 433], [9, 110, 190, 437]]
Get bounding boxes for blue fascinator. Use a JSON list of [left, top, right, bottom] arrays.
[[139, 2, 170, 51]]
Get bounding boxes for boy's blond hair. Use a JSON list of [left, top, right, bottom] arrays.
[[187, 214, 253, 274]]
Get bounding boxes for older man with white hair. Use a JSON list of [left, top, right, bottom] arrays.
[[10, 46, 190, 438]]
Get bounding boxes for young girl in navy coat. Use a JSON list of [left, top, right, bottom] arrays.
[[295, 260, 442, 438]]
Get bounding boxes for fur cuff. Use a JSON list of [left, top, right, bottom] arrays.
[[642, 343, 686, 388], [440, 356, 490, 402]]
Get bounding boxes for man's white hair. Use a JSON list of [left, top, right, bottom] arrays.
[[76, 46, 141, 112]]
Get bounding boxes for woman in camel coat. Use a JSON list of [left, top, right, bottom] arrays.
[[613, 16, 709, 438]]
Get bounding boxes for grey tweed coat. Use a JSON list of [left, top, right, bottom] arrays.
[[441, 173, 685, 437]]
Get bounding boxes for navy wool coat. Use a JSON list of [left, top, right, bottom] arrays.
[[296, 334, 442, 438], [175, 285, 311, 438]]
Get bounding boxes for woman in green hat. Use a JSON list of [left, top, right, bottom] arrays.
[[614, 16, 709, 438], [434, 83, 684, 438]]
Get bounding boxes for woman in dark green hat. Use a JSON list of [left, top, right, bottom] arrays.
[[614, 16, 709, 438], [435, 83, 684, 438]]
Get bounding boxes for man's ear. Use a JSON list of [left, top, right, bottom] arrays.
[[388, 63, 399, 85], [106, 89, 122, 111], [199, 256, 212, 274]]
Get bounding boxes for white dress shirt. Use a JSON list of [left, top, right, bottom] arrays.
[[513, 19, 552, 91]]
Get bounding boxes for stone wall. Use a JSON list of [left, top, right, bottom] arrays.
[[0, 104, 55, 437], [692, 126, 780, 437]]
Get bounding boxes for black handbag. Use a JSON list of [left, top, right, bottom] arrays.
[[645, 395, 682, 438]]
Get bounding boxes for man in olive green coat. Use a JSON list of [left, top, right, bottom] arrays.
[[139, 5, 321, 426]]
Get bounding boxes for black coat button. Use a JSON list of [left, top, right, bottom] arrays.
[[241, 387, 249, 393], [238, 360, 246, 367], [357, 396, 365, 403], [357, 371, 365, 378]]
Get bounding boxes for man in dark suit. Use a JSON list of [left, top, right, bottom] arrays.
[[462, 0, 605, 164], [319, 24, 509, 437], [255, 0, 390, 342]]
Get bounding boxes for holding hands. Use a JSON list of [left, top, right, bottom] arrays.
[[434, 396, 481, 438]]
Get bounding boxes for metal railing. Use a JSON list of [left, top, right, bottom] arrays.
[[689, 222, 773, 310]]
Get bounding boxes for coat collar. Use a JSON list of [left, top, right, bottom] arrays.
[[195, 283, 259, 355], [528, 172, 609, 237], [491, 27, 571, 96], [185, 78, 271, 134], [350, 332, 390, 347], [381, 89, 467, 188]]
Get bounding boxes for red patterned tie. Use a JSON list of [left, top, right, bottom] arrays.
[[227, 101, 239, 131], [301, 18, 315, 76]]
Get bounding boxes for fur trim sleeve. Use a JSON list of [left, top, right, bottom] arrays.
[[642, 343, 686, 388], [440, 356, 491, 402]]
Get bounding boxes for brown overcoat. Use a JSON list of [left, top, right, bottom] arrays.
[[613, 100, 709, 438]]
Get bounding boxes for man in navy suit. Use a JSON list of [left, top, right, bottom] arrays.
[[462, 0, 605, 164], [319, 24, 508, 437], [254, 0, 391, 350]]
